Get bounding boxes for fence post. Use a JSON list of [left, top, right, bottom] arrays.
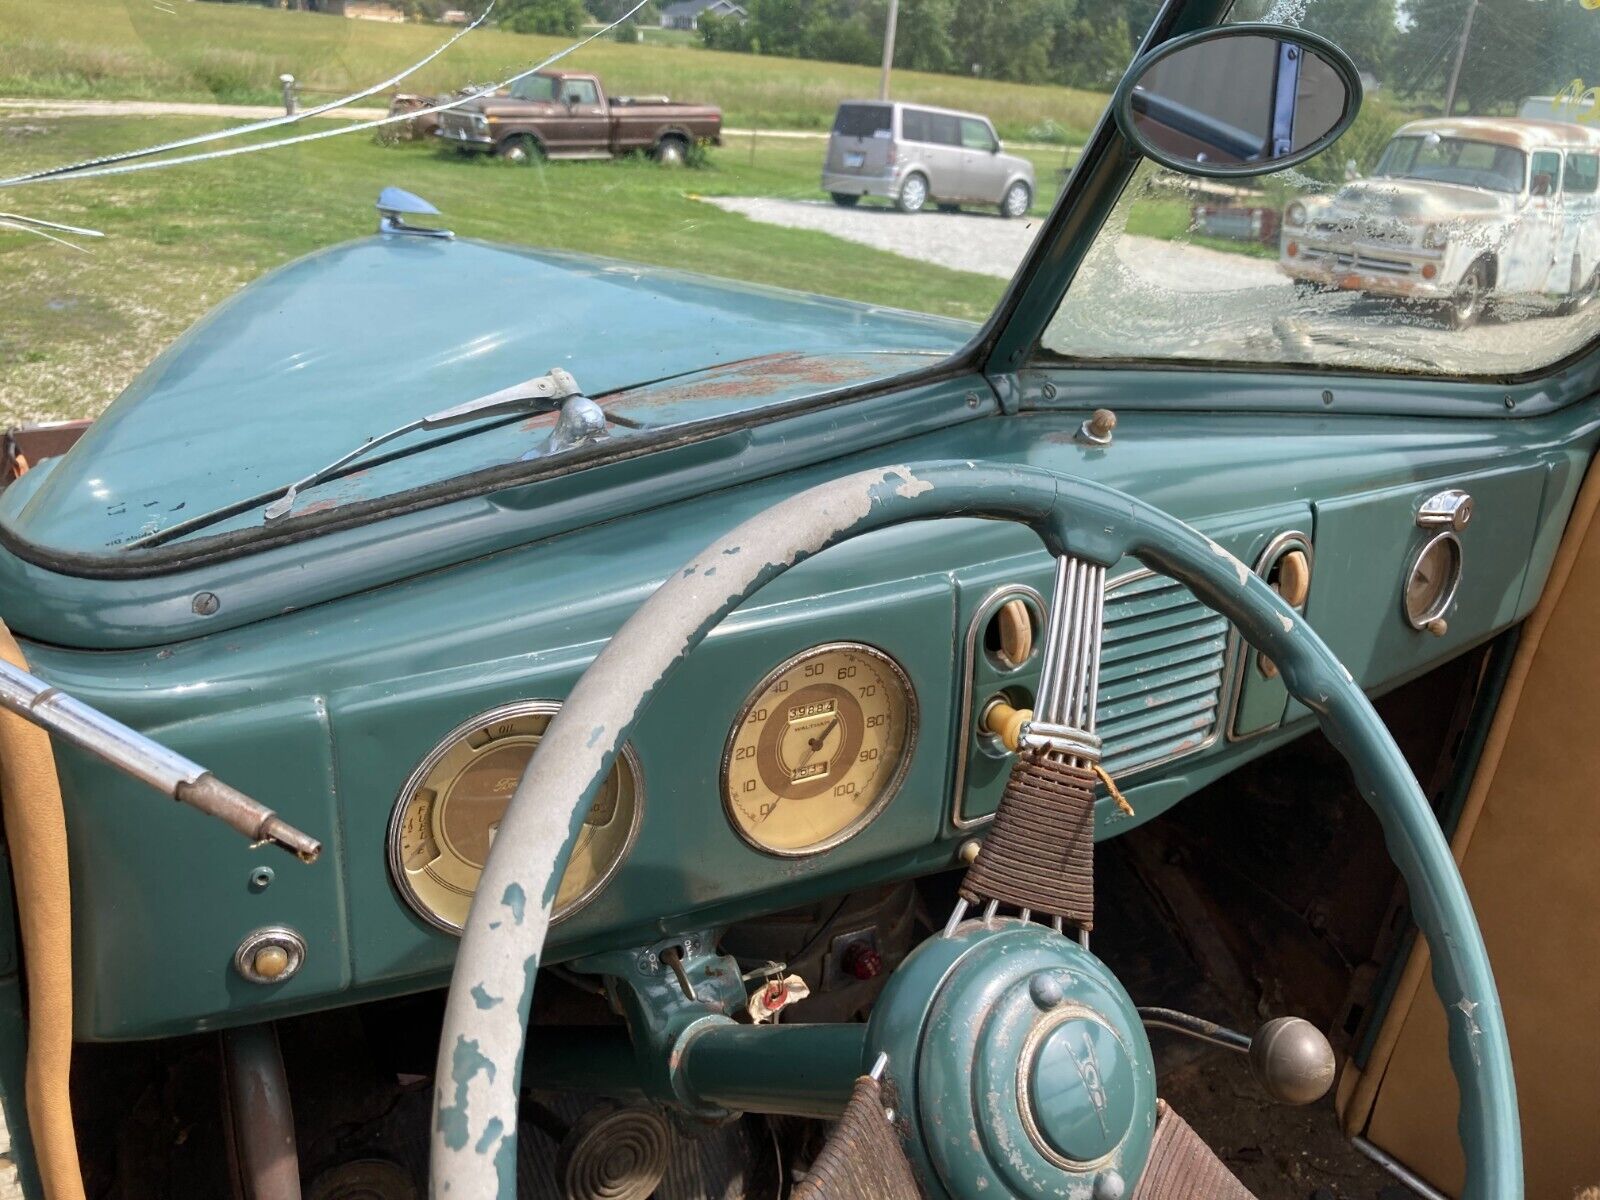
[[279, 73, 298, 116]]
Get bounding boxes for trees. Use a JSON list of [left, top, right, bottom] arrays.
[[503, 0, 586, 34]]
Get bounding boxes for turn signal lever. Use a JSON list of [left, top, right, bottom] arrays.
[[0, 659, 321, 862], [1139, 1007, 1335, 1106]]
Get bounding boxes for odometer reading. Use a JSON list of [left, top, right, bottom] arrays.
[[722, 643, 917, 856], [388, 701, 641, 933]]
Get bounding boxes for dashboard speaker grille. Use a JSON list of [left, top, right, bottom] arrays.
[[1096, 571, 1229, 778]]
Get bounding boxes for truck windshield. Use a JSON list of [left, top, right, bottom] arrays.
[[1374, 137, 1526, 194], [510, 75, 558, 102]]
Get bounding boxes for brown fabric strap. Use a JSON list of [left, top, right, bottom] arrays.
[[1133, 1101, 1257, 1200], [0, 624, 87, 1200], [793, 1077, 922, 1200], [959, 753, 1096, 928]]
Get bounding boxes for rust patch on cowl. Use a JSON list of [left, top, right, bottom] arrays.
[[603, 352, 879, 408]]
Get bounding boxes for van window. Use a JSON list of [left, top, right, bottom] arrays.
[[1568, 153, 1600, 194], [928, 112, 961, 146], [832, 103, 892, 139], [901, 108, 930, 143], [1531, 150, 1562, 196], [960, 118, 997, 152]]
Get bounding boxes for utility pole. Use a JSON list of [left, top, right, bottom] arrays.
[[879, 0, 900, 101], [1443, 0, 1479, 117]]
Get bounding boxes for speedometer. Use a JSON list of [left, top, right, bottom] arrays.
[[721, 642, 917, 856], [388, 701, 642, 933]]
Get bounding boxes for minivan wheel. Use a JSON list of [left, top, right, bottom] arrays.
[[1001, 180, 1032, 219], [1444, 259, 1489, 330], [896, 172, 929, 213], [497, 135, 542, 165], [830, 192, 861, 207]]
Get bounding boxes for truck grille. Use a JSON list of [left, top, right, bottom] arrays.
[[1096, 571, 1229, 777]]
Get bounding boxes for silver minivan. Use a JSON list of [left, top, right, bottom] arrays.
[[821, 100, 1036, 218]]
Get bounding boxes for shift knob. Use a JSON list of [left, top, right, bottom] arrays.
[[1249, 1016, 1335, 1105]]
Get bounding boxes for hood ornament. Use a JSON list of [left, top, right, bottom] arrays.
[[376, 186, 453, 239]]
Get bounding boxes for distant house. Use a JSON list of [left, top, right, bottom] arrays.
[[440, 8, 471, 22], [320, 0, 407, 20], [659, 0, 746, 31]]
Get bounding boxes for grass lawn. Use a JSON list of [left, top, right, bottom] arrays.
[[0, 114, 1072, 425], [1124, 197, 1279, 260], [1, 0, 1108, 141]]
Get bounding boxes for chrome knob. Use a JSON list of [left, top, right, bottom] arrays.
[[1248, 1016, 1335, 1105], [1417, 489, 1473, 532]]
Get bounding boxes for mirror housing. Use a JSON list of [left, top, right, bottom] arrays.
[[1113, 23, 1362, 178]]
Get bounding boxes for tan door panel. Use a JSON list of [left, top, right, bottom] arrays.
[[1354, 465, 1600, 1198]]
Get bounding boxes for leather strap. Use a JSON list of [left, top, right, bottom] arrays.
[[1134, 1101, 1257, 1200], [959, 753, 1097, 928], [793, 1076, 921, 1200], [0, 623, 86, 1200]]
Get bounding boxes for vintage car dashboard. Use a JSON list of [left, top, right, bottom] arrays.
[[8, 379, 1599, 1041]]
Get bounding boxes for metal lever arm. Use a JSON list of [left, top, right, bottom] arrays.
[[0, 659, 321, 861]]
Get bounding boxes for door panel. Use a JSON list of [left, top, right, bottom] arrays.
[[1354, 460, 1600, 1198]]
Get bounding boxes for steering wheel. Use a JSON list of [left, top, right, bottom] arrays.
[[430, 461, 1520, 1199]]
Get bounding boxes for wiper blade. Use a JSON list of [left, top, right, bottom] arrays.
[[122, 367, 596, 549], [262, 367, 584, 523]]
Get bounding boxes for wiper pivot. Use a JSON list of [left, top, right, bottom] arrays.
[[262, 367, 585, 524]]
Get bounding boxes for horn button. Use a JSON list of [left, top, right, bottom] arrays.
[[866, 920, 1156, 1198]]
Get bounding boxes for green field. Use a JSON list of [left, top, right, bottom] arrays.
[[0, 115, 1072, 425], [0, 0, 1109, 140]]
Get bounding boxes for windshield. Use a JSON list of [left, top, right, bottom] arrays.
[[1044, 0, 1600, 377], [1, 0, 1142, 552], [1374, 136, 1525, 193]]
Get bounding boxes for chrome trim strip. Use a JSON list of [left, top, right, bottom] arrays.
[[1349, 1137, 1450, 1200], [387, 698, 645, 935], [1224, 530, 1313, 744]]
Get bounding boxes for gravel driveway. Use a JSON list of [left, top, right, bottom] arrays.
[[703, 196, 1047, 279]]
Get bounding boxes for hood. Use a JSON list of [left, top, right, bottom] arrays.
[[0, 237, 969, 556], [1326, 178, 1512, 221], [466, 96, 556, 118]]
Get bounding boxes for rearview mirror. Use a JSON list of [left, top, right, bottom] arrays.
[[1114, 24, 1361, 178]]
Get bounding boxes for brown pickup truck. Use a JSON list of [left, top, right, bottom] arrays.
[[434, 71, 722, 165]]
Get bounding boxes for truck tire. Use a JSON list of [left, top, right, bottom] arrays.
[[1558, 254, 1597, 315], [896, 172, 929, 214], [654, 135, 688, 166], [497, 135, 542, 165], [1443, 258, 1490, 330]]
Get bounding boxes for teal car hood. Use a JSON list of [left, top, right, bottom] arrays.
[[1, 236, 969, 555]]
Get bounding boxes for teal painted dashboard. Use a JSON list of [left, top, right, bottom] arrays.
[[11, 381, 1598, 1040]]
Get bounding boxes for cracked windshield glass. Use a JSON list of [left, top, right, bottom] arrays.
[[1047, 0, 1600, 375]]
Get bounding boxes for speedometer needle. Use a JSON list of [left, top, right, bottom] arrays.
[[796, 717, 840, 769]]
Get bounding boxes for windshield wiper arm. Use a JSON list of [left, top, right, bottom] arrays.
[[260, 367, 584, 524]]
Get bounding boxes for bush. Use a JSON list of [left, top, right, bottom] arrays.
[[504, 0, 585, 36]]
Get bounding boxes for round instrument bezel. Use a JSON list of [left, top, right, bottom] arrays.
[[387, 699, 644, 935], [1403, 530, 1463, 630], [719, 641, 919, 859]]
